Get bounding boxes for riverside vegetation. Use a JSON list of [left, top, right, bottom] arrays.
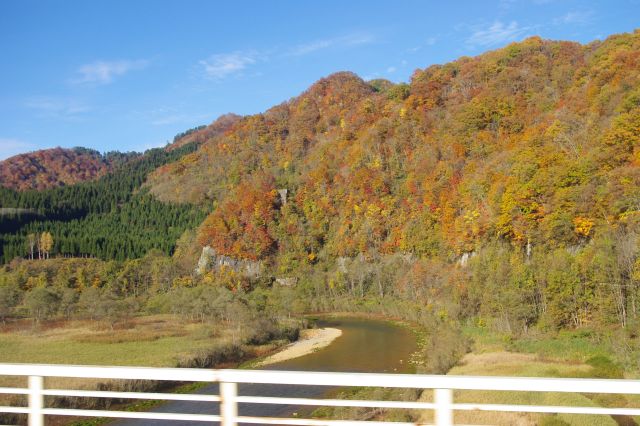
[[2, 30, 640, 424], [0, 266, 302, 425]]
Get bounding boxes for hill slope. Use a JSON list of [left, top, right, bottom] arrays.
[[167, 113, 241, 152], [145, 31, 640, 265], [0, 147, 136, 191], [0, 143, 205, 263]]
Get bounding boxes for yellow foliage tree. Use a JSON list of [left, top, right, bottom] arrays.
[[39, 232, 54, 259], [573, 217, 594, 238]]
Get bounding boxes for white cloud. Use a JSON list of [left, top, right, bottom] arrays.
[[466, 21, 531, 48], [0, 138, 35, 160], [129, 106, 211, 127], [407, 37, 437, 54], [554, 10, 594, 25], [291, 39, 333, 56], [386, 66, 397, 73], [25, 97, 90, 119], [288, 32, 375, 56], [199, 52, 258, 79], [74, 59, 148, 85], [196, 32, 374, 81], [499, 0, 518, 9]]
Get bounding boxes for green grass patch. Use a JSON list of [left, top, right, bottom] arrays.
[[0, 316, 234, 367], [462, 324, 514, 353], [441, 352, 618, 426], [510, 329, 611, 362], [0, 333, 220, 367]]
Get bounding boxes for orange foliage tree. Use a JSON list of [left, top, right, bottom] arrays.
[[198, 174, 278, 260]]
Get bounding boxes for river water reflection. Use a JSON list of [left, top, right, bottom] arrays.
[[268, 317, 417, 373]]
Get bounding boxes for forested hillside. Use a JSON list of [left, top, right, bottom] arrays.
[[0, 147, 136, 191], [0, 143, 205, 262], [166, 113, 241, 152], [144, 30, 640, 330], [150, 31, 640, 257]]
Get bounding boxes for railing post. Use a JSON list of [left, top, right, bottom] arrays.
[[220, 381, 238, 426], [28, 375, 44, 426], [435, 388, 453, 426]]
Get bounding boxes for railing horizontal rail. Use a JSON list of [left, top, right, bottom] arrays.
[[451, 403, 640, 415], [2, 363, 640, 426], [0, 405, 29, 414], [3, 363, 640, 393], [235, 396, 437, 409], [217, 369, 640, 394], [0, 363, 216, 381], [41, 408, 221, 421], [2, 363, 640, 394], [0, 387, 28, 395], [236, 416, 419, 426]]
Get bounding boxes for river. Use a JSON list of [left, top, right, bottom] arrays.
[[112, 316, 418, 426]]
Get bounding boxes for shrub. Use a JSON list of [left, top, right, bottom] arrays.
[[585, 355, 623, 379]]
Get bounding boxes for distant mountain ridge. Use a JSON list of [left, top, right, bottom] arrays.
[[0, 147, 136, 191], [0, 114, 242, 192]]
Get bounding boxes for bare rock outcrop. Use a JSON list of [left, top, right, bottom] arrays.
[[196, 246, 262, 277]]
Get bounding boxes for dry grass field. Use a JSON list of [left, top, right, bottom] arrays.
[[0, 314, 289, 424], [417, 327, 638, 426]]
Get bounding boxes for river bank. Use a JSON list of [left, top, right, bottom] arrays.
[[256, 327, 342, 366]]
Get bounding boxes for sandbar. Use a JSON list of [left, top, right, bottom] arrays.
[[257, 327, 342, 366]]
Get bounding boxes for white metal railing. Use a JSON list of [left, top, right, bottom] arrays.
[[2, 364, 640, 425]]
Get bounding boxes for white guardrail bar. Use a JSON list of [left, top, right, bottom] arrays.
[[2, 364, 640, 425]]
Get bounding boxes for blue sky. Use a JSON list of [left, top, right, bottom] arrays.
[[0, 0, 638, 160]]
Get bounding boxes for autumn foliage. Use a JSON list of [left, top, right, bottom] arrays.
[[0, 147, 128, 191], [143, 32, 640, 265], [5, 31, 640, 336], [198, 175, 278, 260]]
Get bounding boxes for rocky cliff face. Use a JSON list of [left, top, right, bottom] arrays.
[[196, 246, 262, 277]]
